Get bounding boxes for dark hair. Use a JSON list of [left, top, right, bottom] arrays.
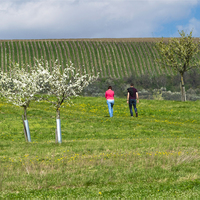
[[130, 83, 134, 86], [108, 86, 112, 89]]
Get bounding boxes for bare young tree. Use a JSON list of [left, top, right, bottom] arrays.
[[156, 30, 200, 101]]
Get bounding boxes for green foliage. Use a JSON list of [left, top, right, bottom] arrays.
[[0, 97, 200, 198], [156, 31, 200, 101], [156, 31, 200, 75]]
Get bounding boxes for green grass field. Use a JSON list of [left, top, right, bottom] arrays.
[[0, 97, 200, 198]]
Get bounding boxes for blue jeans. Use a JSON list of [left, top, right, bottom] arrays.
[[107, 100, 114, 117], [129, 99, 137, 116]]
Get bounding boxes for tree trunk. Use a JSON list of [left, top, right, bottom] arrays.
[[22, 115, 28, 142], [180, 81, 183, 101], [56, 108, 60, 119], [24, 106, 27, 120], [180, 73, 186, 102]]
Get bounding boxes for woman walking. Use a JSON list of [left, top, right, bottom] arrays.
[[105, 86, 114, 117]]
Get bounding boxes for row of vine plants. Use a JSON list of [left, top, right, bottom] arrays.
[[0, 39, 172, 78]]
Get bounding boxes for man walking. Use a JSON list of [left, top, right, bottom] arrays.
[[127, 83, 139, 117]]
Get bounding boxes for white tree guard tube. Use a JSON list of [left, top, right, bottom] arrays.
[[24, 120, 31, 142], [56, 119, 62, 143]]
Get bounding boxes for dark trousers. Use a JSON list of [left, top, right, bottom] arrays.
[[129, 99, 137, 116]]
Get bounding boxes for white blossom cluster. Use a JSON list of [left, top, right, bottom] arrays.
[[42, 60, 98, 117], [0, 59, 98, 119], [0, 62, 47, 108]]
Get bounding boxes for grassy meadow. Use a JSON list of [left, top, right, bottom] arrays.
[[0, 96, 200, 198]]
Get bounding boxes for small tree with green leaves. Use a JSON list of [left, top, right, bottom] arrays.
[[156, 30, 200, 101]]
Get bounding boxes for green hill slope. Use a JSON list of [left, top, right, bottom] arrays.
[[0, 38, 199, 78]]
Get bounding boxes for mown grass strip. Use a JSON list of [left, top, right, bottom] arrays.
[[24, 41, 31, 70], [7, 42, 12, 72], [129, 42, 142, 75], [47, 41, 55, 69], [53, 41, 62, 70], [68, 41, 79, 73], [98, 41, 109, 77], [142, 42, 157, 75], [52, 41, 60, 67], [118, 42, 131, 76], [35, 41, 42, 61], [40, 41, 47, 68], [122, 42, 137, 76], [77, 41, 89, 74], [72, 41, 82, 74], [33, 40, 39, 60], [13, 41, 18, 65], [63, 42, 72, 64], [11, 41, 15, 64], [18, 41, 23, 68], [56, 41, 64, 71], [135, 42, 150, 74], [59, 41, 67, 67], [104, 42, 116, 78], [90, 41, 101, 77], [153, 44, 173, 75], [114, 41, 127, 77], [83, 41, 94, 75], [20, 41, 27, 70], [5, 41, 10, 72], [146, 42, 161, 75], [28, 41, 36, 67], [2, 42, 6, 72]]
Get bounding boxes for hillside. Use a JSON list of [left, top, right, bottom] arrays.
[[1, 38, 200, 78]]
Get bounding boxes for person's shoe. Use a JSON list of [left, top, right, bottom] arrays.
[[136, 112, 138, 117]]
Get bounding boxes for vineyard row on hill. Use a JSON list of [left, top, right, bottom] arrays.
[[0, 40, 172, 78]]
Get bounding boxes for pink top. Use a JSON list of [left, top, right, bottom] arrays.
[[105, 89, 114, 100]]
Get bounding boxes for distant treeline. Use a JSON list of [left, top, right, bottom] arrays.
[[83, 69, 200, 98]]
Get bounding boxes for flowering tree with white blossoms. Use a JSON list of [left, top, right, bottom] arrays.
[[0, 59, 98, 143], [41, 60, 98, 143], [0, 61, 49, 142]]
